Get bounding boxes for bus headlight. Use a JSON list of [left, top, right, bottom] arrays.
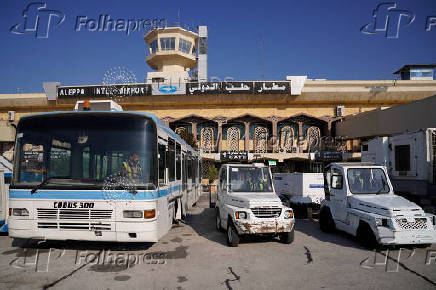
[[235, 211, 247, 219], [284, 210, 293, 219], [123, 210, 143, 218], [144, 209, 156, 219], [12, 208, 29, 216]]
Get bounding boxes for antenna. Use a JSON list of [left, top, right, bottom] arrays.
[[260, 35, 265, 80], [177, 9, 181, 26]]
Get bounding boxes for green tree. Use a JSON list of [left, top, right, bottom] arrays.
[[177, 130, 198, 149], [206, 165, 219, 184]]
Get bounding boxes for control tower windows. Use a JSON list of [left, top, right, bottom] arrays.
[[160, 37, 175, 51], [179, 38, 192, 54]]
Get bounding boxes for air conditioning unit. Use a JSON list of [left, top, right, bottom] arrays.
[[336, 105, 345, 117], [8, 111, 15, 122]]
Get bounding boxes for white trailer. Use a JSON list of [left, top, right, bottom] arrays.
[[273, 173, 324, 218], [362, 128, 436, 210]]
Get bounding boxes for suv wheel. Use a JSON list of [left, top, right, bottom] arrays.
[[279, 229, 295, 244], [227, 221, 240, 247], [356, 222, 378, 249], [320, 207, 335, 233], [216, 209, 223, 232]]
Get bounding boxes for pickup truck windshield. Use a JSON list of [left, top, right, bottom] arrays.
[[347, 168, 390, 194], [229, 167, 273, 192]]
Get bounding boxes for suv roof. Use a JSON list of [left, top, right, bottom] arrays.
[[223, 163, 267, 168], [332, 162, 380, 167]]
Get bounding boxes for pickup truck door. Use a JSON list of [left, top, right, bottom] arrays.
[[329, 167, 348, 223]]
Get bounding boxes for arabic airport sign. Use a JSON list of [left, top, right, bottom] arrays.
[[57, 84, 151, 98], [57, 81, 291, 98], [186, 82, 221, 94], [186, 81, 291, 95], [222, 82, 254, 94], [254, 82, 290, 94]]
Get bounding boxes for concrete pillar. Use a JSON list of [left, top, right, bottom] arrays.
[[298, 121, 304, 152], [191, 122, 197, 141], [244, 122, 250, 152], [217, 122, 223, 152], [272, 120, 278, 153]]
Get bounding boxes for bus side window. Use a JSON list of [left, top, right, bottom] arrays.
[[167, 139, 175, 182], [158, 144, 166, 185], [176, 143, 181, 180], [187, 154, 193, 181], [82, 147, 90, 179]]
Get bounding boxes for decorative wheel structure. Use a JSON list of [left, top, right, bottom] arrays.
[[200, 127, 214, 151], [254, 126, 268, 153], [102, 66, 137, 102], [279, 126, 294, 152], [227, 127, 240, 151], [307, 126, 321, 152]]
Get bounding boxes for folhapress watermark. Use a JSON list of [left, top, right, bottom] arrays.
[[10, 2, 166, 39], [75, 15, 166, 36], [361, 2, 436, 38], [10, 244, 167, 272], [10, 2, 65, 39], [361, 248, 436, 273]]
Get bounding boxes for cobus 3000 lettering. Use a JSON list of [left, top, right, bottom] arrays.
[[53, 202, 95, 209]]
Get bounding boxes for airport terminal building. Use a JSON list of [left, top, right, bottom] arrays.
[[0, 24, 435, 174]]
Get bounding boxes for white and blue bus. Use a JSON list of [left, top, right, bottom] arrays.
[[8, 101, 201, 242]]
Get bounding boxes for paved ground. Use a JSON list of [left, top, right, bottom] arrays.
[[0, 193, 435, 290]]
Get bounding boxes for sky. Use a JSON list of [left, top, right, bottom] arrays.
[[0, 0, 435, 93]]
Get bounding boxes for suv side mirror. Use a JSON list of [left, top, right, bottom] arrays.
[[331, 175, 343, 189]]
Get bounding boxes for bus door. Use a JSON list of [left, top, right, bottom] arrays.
[[182, 152, 187, 191], [0, 168, 8, 232]]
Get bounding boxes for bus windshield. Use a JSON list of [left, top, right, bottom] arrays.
[[13, 113, 157, 190], [229, 166, 273, 193]]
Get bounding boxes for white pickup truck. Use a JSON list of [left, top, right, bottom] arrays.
[[320, 162, 436, 247], [215, 163, 295, 247]]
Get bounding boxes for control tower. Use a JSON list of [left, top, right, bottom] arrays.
[[144, 24, 208, 84]]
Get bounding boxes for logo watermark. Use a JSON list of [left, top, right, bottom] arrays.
[[361, 2, 415, 39], [10, 2, 166, 39], [10, 2, 65, 39], [9, 239, 167, 272], [361, 248, 436, 273], [361, 2, 436, 38], [75, 15, 166, 36]]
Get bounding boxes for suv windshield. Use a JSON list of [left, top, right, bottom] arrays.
[[229, 166, 273, 192], [347, 168, 390, 194], [13, 113, 157, 189]]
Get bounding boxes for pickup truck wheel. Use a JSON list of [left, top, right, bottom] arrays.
[[320, 208, 335, 233], [227, 222, 240, 247], [215, 209, 223, 232], [279, 229, 295, 244], [356, 223, 378, 249]]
